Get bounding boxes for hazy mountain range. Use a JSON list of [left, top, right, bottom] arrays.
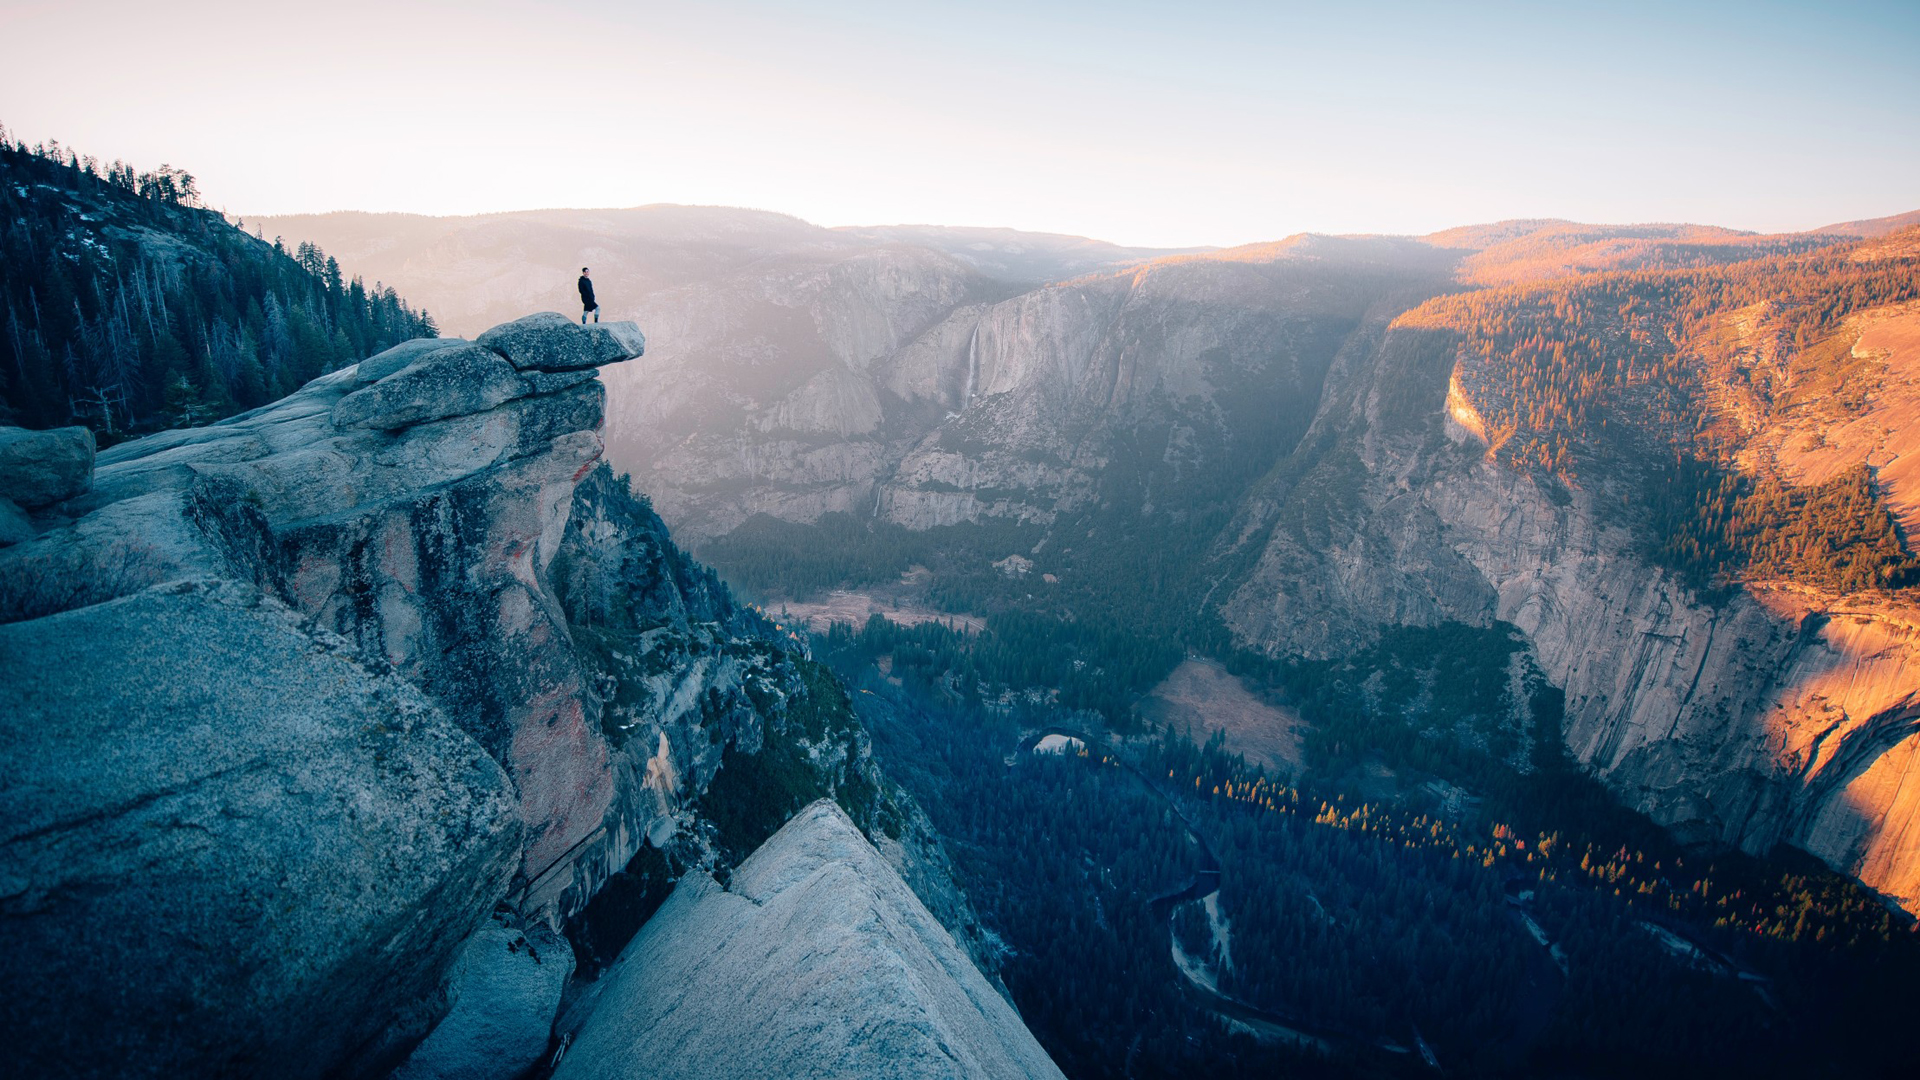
[[249, 206, 1204, 337]]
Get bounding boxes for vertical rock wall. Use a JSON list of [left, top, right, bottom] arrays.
[[1220, 319, 1920, 911]]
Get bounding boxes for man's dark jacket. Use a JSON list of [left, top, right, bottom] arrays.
[[578, 275, 597, 309]]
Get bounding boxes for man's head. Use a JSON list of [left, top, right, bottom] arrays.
[[581, 267, 590, 275]]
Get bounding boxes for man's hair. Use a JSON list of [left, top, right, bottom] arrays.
[[581, 267, 589, 273]]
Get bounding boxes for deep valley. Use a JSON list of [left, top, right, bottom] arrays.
[[7, 120, 1920, 1079]]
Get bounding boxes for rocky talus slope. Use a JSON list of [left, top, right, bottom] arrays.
[[554, 800, 1066, 1080], [0, 314, 1041, 1078]]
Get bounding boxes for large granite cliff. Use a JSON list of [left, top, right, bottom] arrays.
[[0, 313, 1042, 1077], [1218, 299, 1920, 910]]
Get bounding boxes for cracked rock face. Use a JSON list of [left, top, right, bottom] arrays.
[[554, 801, 1066, 1080], [74, 313, 650, 888], [479, 312, 649, 373], [1411, 454, 1920, 906], [394, 914, 576, 1080], [0, 581, 521, 1079], [0, 313, 645, 1077], [331, 343, 533, 430]]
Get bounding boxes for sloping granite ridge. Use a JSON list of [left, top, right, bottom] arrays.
[[555, 800, 1067, 1080]]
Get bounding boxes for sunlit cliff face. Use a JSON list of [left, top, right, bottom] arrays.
[[1427, 286, 1920, 913], [1705, 303, 1920, 910], [1838, 736, 1920, 908], [1747, 588, 1920, 911], [1445, 364, 1492, 447]]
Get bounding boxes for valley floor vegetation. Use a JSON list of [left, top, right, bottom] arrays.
[[823, 615, 1917, 1078]]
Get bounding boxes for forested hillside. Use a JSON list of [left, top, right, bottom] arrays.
[[0, 129, 435, 440], [827, 617, 1918, 1079], [1406, 237, 1920, 592]]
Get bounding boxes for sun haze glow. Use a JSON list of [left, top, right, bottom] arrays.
[[3, 0, 1916, 246]]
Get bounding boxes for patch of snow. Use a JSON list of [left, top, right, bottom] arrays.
[[1638, 920, 1723, 973], [1202, 891, 1235, 973]]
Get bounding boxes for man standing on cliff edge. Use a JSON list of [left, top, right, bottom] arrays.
[[578, 267, 599, 324]]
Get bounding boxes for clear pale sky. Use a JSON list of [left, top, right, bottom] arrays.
[[3, 0, 1916, 247]]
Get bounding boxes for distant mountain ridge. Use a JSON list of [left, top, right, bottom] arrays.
[[251, 202, 1920, 338], [837, 222, 1207, 282], [251, 206, 1198, 338], [1814, 208, 1920, 238]]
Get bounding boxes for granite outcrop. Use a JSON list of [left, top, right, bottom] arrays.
[[0, 313, 637, 1075], [0, 310, 1045, 1077], [0, 580, 520, 1078], [553, 801, 1067, 1080]]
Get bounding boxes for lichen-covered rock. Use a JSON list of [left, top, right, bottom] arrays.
[[526, 368, 605, 395], [477, 312, 646, 373], [331, 343, 530, 429], [553, 801, 1065, 1080], [0, 497, 29, 546], [0, 424, 94, 508], [0, 580, 520, 1079], [394, 914, 575, 1080], [355, 336, 472, 384]]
